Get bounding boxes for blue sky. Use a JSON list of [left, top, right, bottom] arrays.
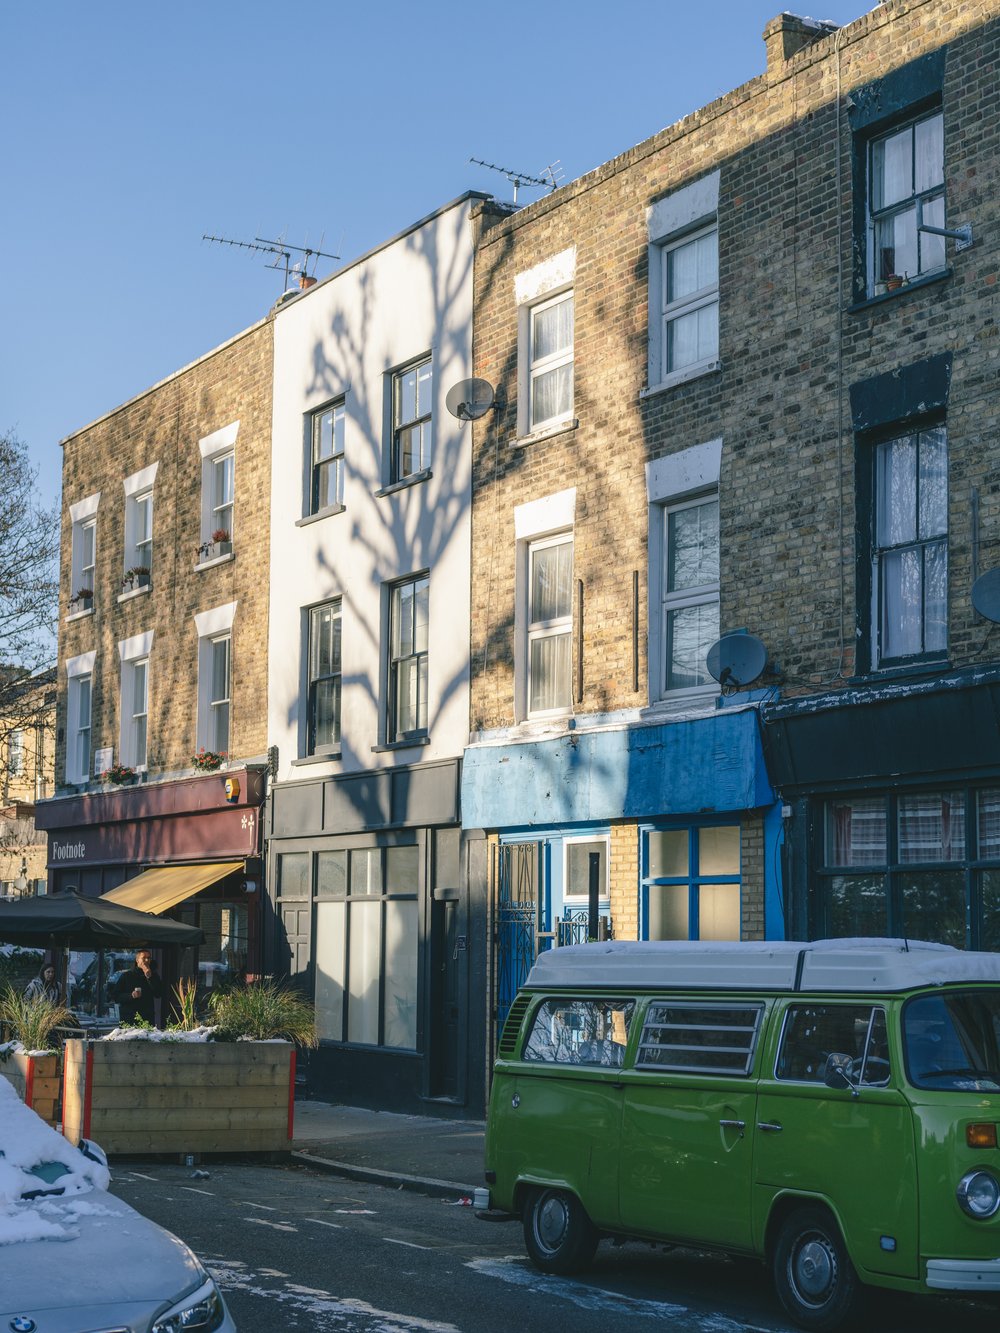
[[1, 0, 867, 506]]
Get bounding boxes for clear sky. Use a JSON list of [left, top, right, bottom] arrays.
[[1, 0, 868, 507]]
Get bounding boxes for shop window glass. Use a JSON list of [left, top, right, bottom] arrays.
[[898, 791, 965, 863], [826, 875, 889, 938], [978, 791, 1000, 859], [825, 798, 887, 866], [384, 899, 418, 1048], [315, 900, 346, 1042], [316, 851, 347, 897], [698, 884, 740, 940], [899, 869, 965, 947], [277, 852, 310, 898], [649, 884, 689, 940], [385, 845, 419, 893], [350, 848, 382, 896], [698, 825, 739, 875], [348, 899, 381, 1045], [648, 829, 688, 878]]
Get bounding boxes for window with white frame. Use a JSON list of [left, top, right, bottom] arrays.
[[310, 401, 345, 512], [646, 172, 721, 391], [871, 426, 948, 665], [659, 227, 718, 379], [661, 494, 720, 692], [117, 631, 153, 771], [194, 603, 236, 756], [527, 533, 573, 716], [68, 491, 100, 604], [528, 291, 574, 432], [868, 110, 945, 294], [388, 575, 429, 741], [198, 421, 238, 556], [65, 651, 96, 785], [308, 600, 342, 754], [391, 358, 432, 482], [122, 464, 158, 577], [646, 440, 722, 702], [8, 730, 24, 778]]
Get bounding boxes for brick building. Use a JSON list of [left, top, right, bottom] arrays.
[[463, 0, 1000, 1031], [36, 319, 274, 1017], [0, 667, 55, 896]]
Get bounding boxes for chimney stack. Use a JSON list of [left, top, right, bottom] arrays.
[[298, 273, 318, 291], [763, 13, 839, 76]]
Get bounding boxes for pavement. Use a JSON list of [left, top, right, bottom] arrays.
[[291, 1099, 487, 1201]]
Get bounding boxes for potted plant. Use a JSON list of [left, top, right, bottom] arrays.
[[101, 762, 137, 786], [885, 272, 904, 292], [120, 566, 151, 592], [70, 586, 94, 612], [212, 528, 233, 557], [191, 747, 227, 772]]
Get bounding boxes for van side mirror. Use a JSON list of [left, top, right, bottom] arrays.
[[823, 1052, 860, 1095]]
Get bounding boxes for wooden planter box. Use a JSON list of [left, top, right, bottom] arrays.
[[62, 1040, 295, 1155], [0, 1051, 60, 1126]]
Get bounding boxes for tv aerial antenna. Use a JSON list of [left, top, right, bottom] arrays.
[[468, 157, 563, 205], [202, 232, 340, 292]]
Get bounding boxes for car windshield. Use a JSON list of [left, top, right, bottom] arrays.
[[903, 990, 1000, 1092]]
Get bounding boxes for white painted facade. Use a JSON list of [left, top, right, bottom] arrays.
[[267, 195, 480, 781]]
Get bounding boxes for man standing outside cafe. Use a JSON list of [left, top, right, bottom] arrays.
[[113, 948, 163, 1026]]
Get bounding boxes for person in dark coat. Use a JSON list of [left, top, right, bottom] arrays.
[[112, 949, 162, 1026]]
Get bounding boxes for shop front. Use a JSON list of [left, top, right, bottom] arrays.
[[34, 767, 266, 1022]]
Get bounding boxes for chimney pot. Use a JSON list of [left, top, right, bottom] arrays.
[[298, 273, 317, 290]]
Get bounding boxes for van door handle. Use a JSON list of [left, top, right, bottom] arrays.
[[719, 1119, 746, 1137], [757, 1121, 783, 1133]]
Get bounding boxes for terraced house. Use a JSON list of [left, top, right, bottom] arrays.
[[464, 0, 1000, 1043]]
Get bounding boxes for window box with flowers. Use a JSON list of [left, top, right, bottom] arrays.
[[70, 587, 94, 613], [120, 566, 151, 594], [191, 748, 227, 772], [198, 529, 233, 564], [101, 763, 137, 786]]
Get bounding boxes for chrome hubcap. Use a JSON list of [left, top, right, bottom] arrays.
[[536, 1194, 569, 1251], [792, 1234, 836, 1303]]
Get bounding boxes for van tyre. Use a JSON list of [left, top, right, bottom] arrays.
[[523, 1188, 599, 1274], [773, 1206, 863, 1332]]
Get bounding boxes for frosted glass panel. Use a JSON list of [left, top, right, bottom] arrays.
[[383, 900, 418, 1049], [348, 901, 380, 1045], [315, 901, 345, 1041], [648, 830, 688, 878], [386, 845, 419, 892], [698, 884, 740, 940], [649, 884, 688, 940], [699, 826, 740, 875]]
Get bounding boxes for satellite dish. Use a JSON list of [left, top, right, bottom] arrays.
[[706, 632, 768, 688], [445, 378, 495, 421], [972, 569, 1000, 622]]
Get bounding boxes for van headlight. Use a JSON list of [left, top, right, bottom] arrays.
[[957, 1170, 1000, 1219], [151, 1277, 226, 1331]]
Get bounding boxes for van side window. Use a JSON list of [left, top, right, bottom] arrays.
[[777, 1005, 890, 1085], [635, 1002, 764, 1075], [523, 999, 635, 1067]]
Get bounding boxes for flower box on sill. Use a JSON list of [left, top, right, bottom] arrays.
[[70, 592, 94, 613], [198, 540, 233, 563], [121, 567, 151, 593], [191, 748, 227, 772], [100, 763, 137, 786]]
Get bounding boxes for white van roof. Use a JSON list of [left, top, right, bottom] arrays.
[[525, 939, 1000, 993]]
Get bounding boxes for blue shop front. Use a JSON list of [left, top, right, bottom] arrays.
[[462, 700, 781, 1043]]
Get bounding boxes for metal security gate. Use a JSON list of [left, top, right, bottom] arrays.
[[494, 841, 540, 1040]]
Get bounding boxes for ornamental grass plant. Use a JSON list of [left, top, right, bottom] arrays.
[[0, 985, 73, 1051], [207, 979, 318, 1047]]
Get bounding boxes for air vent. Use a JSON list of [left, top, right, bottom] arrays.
[[497, 994, 531, 1059]]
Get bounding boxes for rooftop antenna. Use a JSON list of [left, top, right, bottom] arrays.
[[202, 232, 340, 292], [468, 157, 563, 205]]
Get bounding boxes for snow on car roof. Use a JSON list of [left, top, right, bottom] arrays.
[[0, 1077, 111, 1246], [525, 938, 1000, 993]]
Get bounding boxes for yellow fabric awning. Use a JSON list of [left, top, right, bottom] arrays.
[[102, 861, 243, 915]]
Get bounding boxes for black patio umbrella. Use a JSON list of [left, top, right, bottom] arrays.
[[0, 890, 203, 949]]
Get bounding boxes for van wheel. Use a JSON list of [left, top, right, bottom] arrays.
[[773, 1206, 863, 1331], [523, 1188, 598, 1274]]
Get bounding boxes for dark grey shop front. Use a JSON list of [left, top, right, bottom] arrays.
[[762, 665, 1000, 948], [265, 758, 488, 1116]]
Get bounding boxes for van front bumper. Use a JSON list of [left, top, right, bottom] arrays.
[[926, 1258, 1000, 1291]]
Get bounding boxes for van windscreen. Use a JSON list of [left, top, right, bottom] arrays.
[[903, 991, 1000, 1092]]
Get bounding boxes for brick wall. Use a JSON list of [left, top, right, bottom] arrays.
[[471, 0, 1000, 724], [56, 319, 274, 786]]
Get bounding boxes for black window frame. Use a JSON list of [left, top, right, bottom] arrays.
[[306, 598, 342, 756], [387, 572, 429, 743], [390, 355, 432, 484], [309, 399, 346, 516]]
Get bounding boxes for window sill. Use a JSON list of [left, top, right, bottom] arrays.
[[194, 550, 235, 571], [371, 735, 430, 753], [640, 361, 721, 399], [296, 504, 345, 528], [117, 584, 151, 604], [848, 657, 950, 685], [375, 469, 432, 498], [848, 267, 952, 313], [66, 607, 94, 623], [291, 750, 342, 767], [509, 419, 579, 450]]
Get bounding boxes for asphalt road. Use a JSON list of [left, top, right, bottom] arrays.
[[110, 1161, 999, 1333]]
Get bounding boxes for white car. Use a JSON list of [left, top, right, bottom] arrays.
[[0, 1077, 236, 1332]]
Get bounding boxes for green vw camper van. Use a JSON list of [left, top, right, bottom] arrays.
[[484, 939, 1000, 1330]]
